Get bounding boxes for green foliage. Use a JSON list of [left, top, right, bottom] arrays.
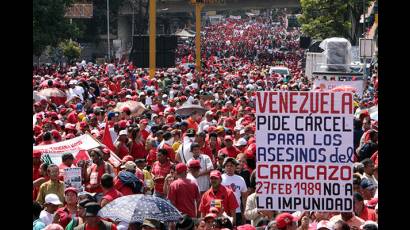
[[33, 0, 80, 56], [298, 0, 372, 42], [59, 40, 82, 63]]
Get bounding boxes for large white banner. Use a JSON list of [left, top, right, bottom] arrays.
[[255, 91, 354, 212], [313, 80, 365, 97], [33, 134, 121, 167]]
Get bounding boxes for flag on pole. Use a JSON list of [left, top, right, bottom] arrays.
[[102, 117, 116, 152]]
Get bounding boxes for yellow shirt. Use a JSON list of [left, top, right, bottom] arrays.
[[143, 169, 154, 190], [36, 180, 65, 205], [172, 141, 181, 152]]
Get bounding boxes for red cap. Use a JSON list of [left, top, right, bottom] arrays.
[[33, 150, 42, 158], [166, 115, 176, 124], [236, 224, 256, 230], [140, 119, 149, 124], [224, 135, 233, 141], [210, 170, 222, 179], [122, 106, 131, 113], [275, 213, 298, 229], [65, 133, 75, 139], [64, 187, 78, 195], [176, 163, 188, 174], [204, 213, 217, 220], [188, 160, 201, 169], [122, 155, 134, 163], [118, 120, 127, 129]]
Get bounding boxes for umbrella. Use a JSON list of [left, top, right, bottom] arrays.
[[38, 88, 67, 105], [176, 103, 208, 116], [330, 86, 357, 93], [33, 91, 47, 102], [98, 194, 182, 224], [115, 100, 146, 116]]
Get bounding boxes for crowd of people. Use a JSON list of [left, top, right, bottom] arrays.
[[33, 9, 378, 230]]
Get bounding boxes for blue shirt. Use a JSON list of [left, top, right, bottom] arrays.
[[33, 219, 45, 230]]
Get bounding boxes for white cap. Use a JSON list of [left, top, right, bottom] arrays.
[[316, 220, 333, 230], [125, 95, 132, 99], [235, 138, 247, 146], [119, 130, 128, 136], [69, 80, 78, 85], [240, 129, 246, 135], [44, 194, 63, 205], [162, 94, 168, 98]]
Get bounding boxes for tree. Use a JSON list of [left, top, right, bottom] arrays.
[[59, 40, 82, 63], [33, 0, 80, 57], [298, 0, 372, 44]]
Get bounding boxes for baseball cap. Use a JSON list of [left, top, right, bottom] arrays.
[[118, 120, 127, 129], [142, 219, 161, 228], [64, 187, 78, 196], [316, 220, 334, 230], [176, 163, 188, 174], [121, 161, 137, 171], [224, 135, 233, 141], [210, 170, 222, 179], [237, 224, 256, 230], [84, 202, 101, 217], [140, 119, 149, 124], [44, 194, 63, 206], [223, 157, 238, 167], [235, 137, 248, 146], [188, 160, 201, 169], [360, 178, 376, 190], [275, 213, 298, 229], [119, 129, 128, 136], [204, 213, 217, 221], [122, 155, 135, 164], [186, 128, 196, 137]]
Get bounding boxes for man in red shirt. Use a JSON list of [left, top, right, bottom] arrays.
[[33, 150, 42, 181], [54, 187, 78, 228], [218, 135, 241, 158], [58, 153, 76, 180], [151, 148, 173, 198], [167, 163, 201, 218], [354, 192, 376, 221], [100, 174, 123, 207], [199, 170, 238, 225], [139, 119, 150, 141]]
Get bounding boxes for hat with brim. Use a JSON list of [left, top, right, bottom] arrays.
[[84, 202, 101, 217], [142, 219, 161, 228]]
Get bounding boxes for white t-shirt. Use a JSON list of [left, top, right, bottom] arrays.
[[198, 119, 217, 133], [221, 174, 247, 213], [177, 137, 195, 164], [187, 154, 214, 192], [187, 172, 199, 188], [39, 210, 55, 226]]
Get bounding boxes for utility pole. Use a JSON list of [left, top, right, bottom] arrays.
[[107, 0, 111, 61], [149, 0, 156, 79]]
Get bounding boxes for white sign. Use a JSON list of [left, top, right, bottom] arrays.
[[33, 134, 121, 167], [229, 15, 241, 20], [312, 80, 365, 97], [255, 91, 354, 212], [359, 38, 374, 58], [64, 167, 82, 191]]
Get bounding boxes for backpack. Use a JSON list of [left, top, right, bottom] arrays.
[[74, 220, 113, 230], [358, 142, 377, 161], [118, 171, 144, 194]]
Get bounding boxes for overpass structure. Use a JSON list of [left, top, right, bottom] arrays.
[[119, 0, 300, 14]]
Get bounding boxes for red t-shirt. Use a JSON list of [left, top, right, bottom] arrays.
[[83, 220, 118, 230], [86, 164, 105, 193], [33, 165, 41, 181], [162, 143, 176, 162], [358, 206, 377, 221], [130, 140, 148, 160], [140, 129, 150, 141], [114, 177, 134, 196], [167, 178, 201, 218], [102, 188, 123, 203], [151, 161, 172, 195], [146, 149, 157, 167], [199, 185, 239, 216], [219, 146, 241, 158]]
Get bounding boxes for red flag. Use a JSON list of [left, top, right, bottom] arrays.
[[102, 117, 116, 152]]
